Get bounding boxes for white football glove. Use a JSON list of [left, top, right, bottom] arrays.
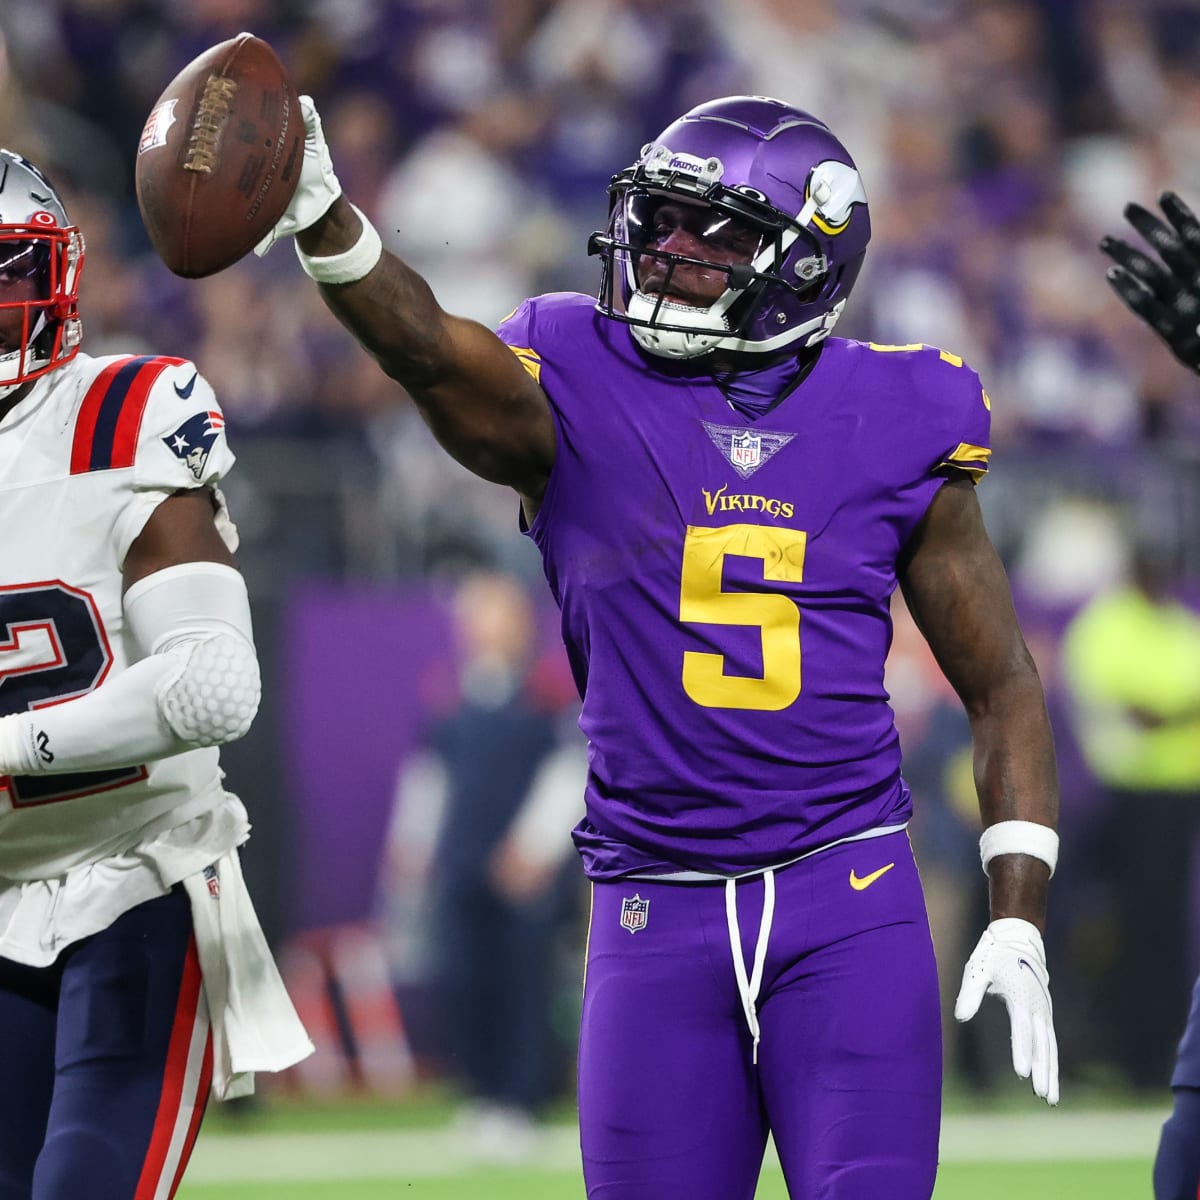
[[954, 917, 1059, 1105], [255, 95, 342, 256]]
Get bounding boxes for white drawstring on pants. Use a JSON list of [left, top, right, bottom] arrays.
[[724, 868, 776, 1065]]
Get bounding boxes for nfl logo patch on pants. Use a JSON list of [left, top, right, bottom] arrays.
[[619, 894, 649, 933]]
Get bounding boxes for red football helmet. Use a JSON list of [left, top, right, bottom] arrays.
[[0, 149, 84, 399]]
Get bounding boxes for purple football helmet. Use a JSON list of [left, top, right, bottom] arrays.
[[590, 96, 870, 360]]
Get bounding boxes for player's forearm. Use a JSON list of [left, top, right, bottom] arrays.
[[0, 563, 262, 777], [295, 193, 359, 258], [297, 197, 449, 390], [0, 655, 191, 775], [985, 854, 1051, 932], [968, 671, 1060, 929], [295, 200, 557, 492]]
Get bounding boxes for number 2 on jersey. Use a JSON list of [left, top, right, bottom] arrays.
[[679, 523, 807, 711], [0, 583, 145, 806]]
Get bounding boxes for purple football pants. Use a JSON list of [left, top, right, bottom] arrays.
[[0, 886, 212, 1200], [578, 833, 942, 1200]]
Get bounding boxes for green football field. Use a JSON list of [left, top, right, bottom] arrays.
[[178, 1162, 1152, 1200], [176, 1098, 1163, 1200]]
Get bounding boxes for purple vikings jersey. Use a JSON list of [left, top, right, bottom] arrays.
[[499, 293, 990, 879]]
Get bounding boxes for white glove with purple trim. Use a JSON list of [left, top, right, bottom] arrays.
[[954, 917, 1059, 1105], [254, 95, 341, 256]]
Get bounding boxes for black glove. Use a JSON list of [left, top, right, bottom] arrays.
[[1100, 190, 1200, 372]]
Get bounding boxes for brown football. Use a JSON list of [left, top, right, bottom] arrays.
[[135, 33, 303, 278]]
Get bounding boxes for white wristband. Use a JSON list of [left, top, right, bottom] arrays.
[[979, 820, 1059, 878], [294, 204, 382, 285]]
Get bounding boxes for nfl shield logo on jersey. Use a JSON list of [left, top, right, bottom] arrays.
[[730, 430, 761, 470], [620, 894, 649, 934], [701, 421, 794, 480]]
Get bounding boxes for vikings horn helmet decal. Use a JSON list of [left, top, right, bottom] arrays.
[[0, 149, 85, 398], [589, 96, 870, 360]]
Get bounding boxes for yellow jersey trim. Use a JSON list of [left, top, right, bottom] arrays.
[[508, 345, 542, 384], [939, 441, 991, 482]]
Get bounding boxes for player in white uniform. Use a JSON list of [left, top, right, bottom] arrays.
[[0, 149, 310, 1200]]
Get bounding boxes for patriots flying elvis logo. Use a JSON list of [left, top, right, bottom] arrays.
[[163, 410, 224, 480]]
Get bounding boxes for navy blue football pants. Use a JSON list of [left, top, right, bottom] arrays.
[[1156, 1089, 1200, 1200], [0, 886, 212, 1200], [1156, 972, 1200, 1200]]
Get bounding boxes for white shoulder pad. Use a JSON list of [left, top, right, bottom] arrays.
[[132, 358, 236, 492], [99, 357, 239, 562]]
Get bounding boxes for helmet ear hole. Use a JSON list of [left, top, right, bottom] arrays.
[[794, 279, 822, 303]]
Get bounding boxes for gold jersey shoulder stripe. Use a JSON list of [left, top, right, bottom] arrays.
[[865, 342, 965, 368], [940, 441, 992, 482], [946, 441, 991, 463], [507, 345, 542, 384]]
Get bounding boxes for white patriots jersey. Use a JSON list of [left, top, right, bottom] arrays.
[[0, 351, 239, 879]]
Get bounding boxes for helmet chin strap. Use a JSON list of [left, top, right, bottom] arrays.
[[0, 375, 34, 401], [0, 359, 44, 400], [0, 311, 51, 398]]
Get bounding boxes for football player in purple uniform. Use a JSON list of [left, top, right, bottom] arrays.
[[1102, 190, 1200, 1200], [0, 149, 311, 1200], [258, 95, 1060, 1198]]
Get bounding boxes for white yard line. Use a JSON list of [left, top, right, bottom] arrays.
[[184, 1109, 1169, 1184]]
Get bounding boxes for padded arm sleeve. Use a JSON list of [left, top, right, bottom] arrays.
[[0, 563, 261, 775]]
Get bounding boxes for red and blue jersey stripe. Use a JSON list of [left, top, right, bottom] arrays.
[[70, 356, 187, 475]]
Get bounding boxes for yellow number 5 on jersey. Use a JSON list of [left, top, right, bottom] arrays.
[[679, 523, 807, 711]]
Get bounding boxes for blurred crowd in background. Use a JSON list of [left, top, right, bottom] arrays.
[[3, 0, 1200, 1132]]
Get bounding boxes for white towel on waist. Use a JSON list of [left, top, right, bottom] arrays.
[[182, 848, 314, 1100]]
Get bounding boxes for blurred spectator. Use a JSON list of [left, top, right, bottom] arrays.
[[1, 0, 1198, 567], [376, 94, 561, 326], [393, 571, 584, 1152], [1061, 526, 1200, 1088]]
